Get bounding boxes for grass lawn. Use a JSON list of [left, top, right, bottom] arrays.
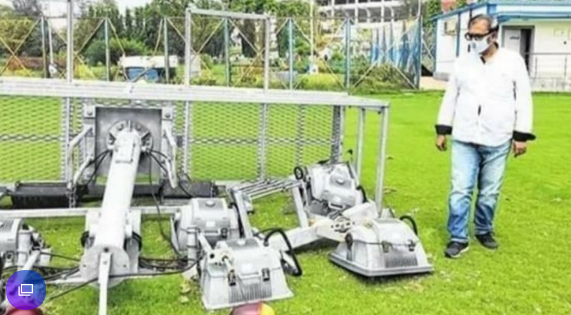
[[1, 91, 571, 314]]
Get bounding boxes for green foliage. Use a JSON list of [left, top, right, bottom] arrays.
[[83, 38, 149, 66], [0, 4, 14, 18], [297, 74, 344, 91], [423, 0, 442, 25], [190, 73, 218, 86], [200, 54, 214, 69], [110, 38, 149, 61]]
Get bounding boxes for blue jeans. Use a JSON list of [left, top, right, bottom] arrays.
[[447, 140, 511, 243]]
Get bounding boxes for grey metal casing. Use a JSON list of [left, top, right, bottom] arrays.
[[0, 219, 51, 268], [200, 238, 293, 310], [171, 198, 240, 262], [330, 218, 433, 277], [305, 162, 364, 215], [0, 219, 21, 255]]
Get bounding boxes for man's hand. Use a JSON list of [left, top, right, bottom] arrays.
[[513, 141, 528, 158], [436, 135, 447, 151]]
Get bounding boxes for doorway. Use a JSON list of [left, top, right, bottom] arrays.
[[502, 26, 534, 69]]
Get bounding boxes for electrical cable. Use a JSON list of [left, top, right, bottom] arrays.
[[399, 215, 419, 236], [84, 150, 111, 186], [45, 256, 201, 302], [263, 228, 303, 277], [39, 252, 80, 262], [147, 152, 182, 258], [149, 150, 194, 198], [42, 267, 79, 281]]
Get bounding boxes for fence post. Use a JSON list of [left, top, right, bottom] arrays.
[[185, 9, 192, 85], [224, 17, 230, 86], [40, 16, 48, 78], [344, 17, 351, 91], [66, 1, 74, 82], [415, 17, 422, 89], [288, 17, 294, 90], [264, 17, 271, 91], [63, 0, 74, 183], [183, 9, 192, 176], [375, 106, 390, 210], [104, 18, 111, 81], [163, 17, 170, 83]]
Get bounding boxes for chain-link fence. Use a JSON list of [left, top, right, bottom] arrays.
[[0, 79, 390, 185], [0, 12, 424, 91]]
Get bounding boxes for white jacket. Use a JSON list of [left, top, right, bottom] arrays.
[[436, 47, 535, 146]]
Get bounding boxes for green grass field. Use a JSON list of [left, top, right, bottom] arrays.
[[1, 92, 571, 315]]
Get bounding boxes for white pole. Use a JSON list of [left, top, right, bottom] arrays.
[[66, 0, 74, 82], [310, 0, 315, 69]]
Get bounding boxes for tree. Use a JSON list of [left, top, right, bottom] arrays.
[[10, 0, 42, 17], [124, 8, 133, 38], [275, 0, 311, 58]]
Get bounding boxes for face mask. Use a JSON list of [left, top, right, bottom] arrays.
[[469, 35, 491, 54]]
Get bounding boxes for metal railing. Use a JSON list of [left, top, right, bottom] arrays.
[[0, 77, 391, 208], [527, 52, 571, 91]]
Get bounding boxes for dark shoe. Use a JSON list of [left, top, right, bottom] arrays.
[[476, 233, 498, 250], [444, 241, 469, 259]]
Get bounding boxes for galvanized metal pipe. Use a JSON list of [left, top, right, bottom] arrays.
[[66, 0, 74, 82], [184, 9, 192, 85], [264, 17, 271, 91], [163, 17, 170, 83], [355, 108, 365, 179], [188, 8, 268, 20], [288, 18, 294, 90], [0, 206, 180, 219], [375, 107, 389, 209], [224, 17, 230, 87], [104, 18, 110, 81]]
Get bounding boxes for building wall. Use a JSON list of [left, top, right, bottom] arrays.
[[433, 2, 571, 91], [434, 5, 486, 79], [501, 20, 571, 90]]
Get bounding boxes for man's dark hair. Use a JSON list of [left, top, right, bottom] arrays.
[[468, 14, 499, 32]]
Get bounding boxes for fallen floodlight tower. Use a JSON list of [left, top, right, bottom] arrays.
[[233, 161, 433, 278], [0, 77, 390, 313], [0, 102, 190, 315], [80, 122, 148, 305]]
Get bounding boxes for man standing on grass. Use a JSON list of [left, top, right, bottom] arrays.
[[435, 14, 535, 258]]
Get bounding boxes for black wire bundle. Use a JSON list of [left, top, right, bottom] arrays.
[[262, 228, 303, 277], [148, 150, 195, 198], [45, 256, 201, 302], [146, 151, 184, 258], [84, 150, 112, 186]]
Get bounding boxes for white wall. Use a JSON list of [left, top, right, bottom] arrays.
[[434, 6, 487, 79], [435, 15, 458, 78]]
